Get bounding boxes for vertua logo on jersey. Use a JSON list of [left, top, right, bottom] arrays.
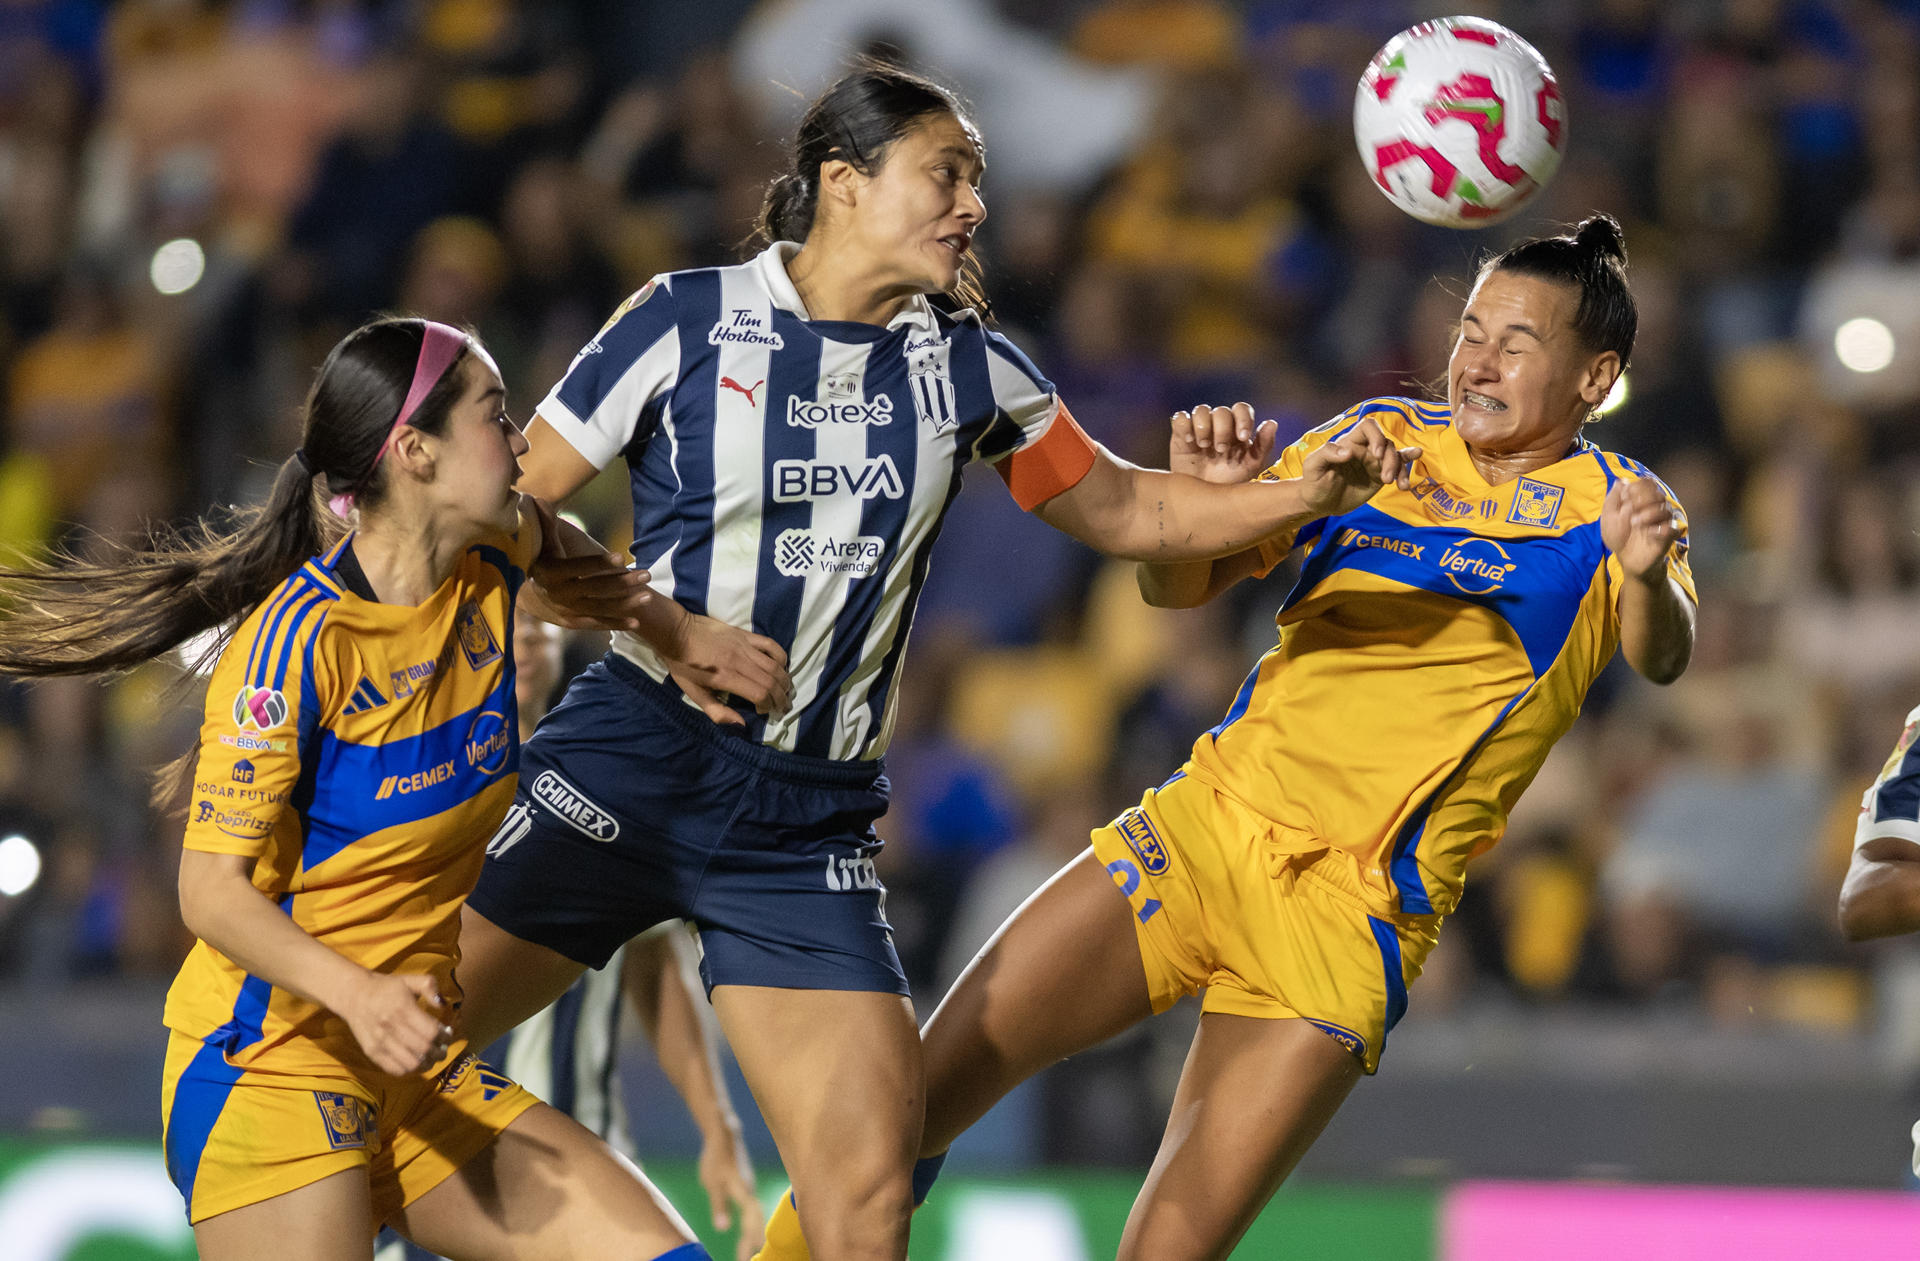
[[907, 338, 957, 433], [787, 393, 894, 428], [465, 708, 514, 775], [1438, 536, 1517, 594], [708, 308, 784, 349], [232, 686, 289, 730], [773, 529, 887, 579], [531, 770, 620, 841], [773, 455, 905, 503]]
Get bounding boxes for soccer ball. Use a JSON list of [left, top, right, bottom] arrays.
[[1354, 17, 1565, 229]]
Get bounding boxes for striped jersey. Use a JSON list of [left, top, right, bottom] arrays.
[[538, 241, 1094, 761], [1858, 705, 1920, 850], [163, 524, 536, 1084], [1184, 397, 1695, 920]]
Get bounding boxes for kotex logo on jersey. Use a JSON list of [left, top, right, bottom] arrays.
[[231, 686, 289, 730], [773, 455, 906, 503], [530, 770, 620, 842], [708, 308, 784, 349], [773, 528, 887, 579], [786, 392, 895, 428]]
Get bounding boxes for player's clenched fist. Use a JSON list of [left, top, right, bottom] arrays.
[[1298, 418, 1421, 518], [1601, 477, 1681, 582]]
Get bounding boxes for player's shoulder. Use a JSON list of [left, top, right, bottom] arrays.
[[218, 556, 345, 687], [1593, 447, 1686, 510], [1309, 396, 1446, 441]]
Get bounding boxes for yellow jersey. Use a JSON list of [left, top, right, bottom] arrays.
[[162, 525, 536, 1084], [1184, 396, 1695, 919]]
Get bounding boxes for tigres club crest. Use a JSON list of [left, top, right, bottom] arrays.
[[313, 1091, 372, 1150], [455, 601, 502, 670], [1506, 477, 1564, 529]]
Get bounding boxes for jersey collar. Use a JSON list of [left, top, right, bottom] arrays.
[[753, 241, 940, 336]]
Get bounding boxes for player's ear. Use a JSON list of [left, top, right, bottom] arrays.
[[388, 425, 436, 481], [1578, 351, 1621, 409], [818, 154, 864, 215]]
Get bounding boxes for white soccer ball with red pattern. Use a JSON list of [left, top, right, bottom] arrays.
[[1354, 17, 1565, 228]]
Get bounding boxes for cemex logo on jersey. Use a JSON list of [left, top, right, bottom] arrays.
[[774, 529, 887, 579], [773, 455, 905, 503], [708, 308, 784, 349], [530, 771, 620, 841]]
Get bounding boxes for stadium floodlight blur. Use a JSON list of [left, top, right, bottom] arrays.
[[0, 836, 39, 899]]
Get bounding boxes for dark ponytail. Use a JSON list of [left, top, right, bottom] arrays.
[[0, 318, 469, 680], [756, 57, 993, 315], [1483, 212, 1636, 366]]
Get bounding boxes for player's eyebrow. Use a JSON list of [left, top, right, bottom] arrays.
[[477, 384, 507, 406], [936, 143, 985, 177], [1460, 313, 1544, 340]]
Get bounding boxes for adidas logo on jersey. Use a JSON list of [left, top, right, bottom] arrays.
[[773, 455, 905, 503], [342, 677, 389, 715]]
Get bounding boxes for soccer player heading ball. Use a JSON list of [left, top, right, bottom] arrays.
[[756, 215, 1698, 1261]]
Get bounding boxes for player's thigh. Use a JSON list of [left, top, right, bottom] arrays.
[[711, 985, 923, 1197], [920, 847, 1154, 1154], [455, 904, 589, 1050], [392, 1102, 694, 1261], [1120, 1012, 1361, 1261], [193, 1167, 373, 1261]]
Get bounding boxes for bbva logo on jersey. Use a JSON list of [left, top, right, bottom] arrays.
[[773, 455, 905, 503]]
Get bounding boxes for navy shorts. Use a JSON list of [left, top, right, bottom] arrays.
[[467, 654, 905, 995]]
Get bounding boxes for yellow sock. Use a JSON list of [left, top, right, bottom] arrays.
[[752, 1189, 812, 1261]]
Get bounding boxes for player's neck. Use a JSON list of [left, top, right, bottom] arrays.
[[1465, 429, 1583, 486], [351, 511, 468, 607], [786, 240, 916, 326]]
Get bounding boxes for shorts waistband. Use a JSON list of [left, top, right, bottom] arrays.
[[603, 653, 888, 790]]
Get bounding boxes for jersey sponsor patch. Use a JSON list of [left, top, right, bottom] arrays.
[[786, 393, 895, 428], [464, 709, 514, 775], [1305, 1018, 1369, 1063], [1117, 807, 1171, 875], [1437, 536, 1518, 594], [232, 686, 289, 730], [773, 529, 887, 579], [530, 770, 620, 842], [193, 799, 274, 840], [772, 455, 905, 503], [708, 308, 783, 349]]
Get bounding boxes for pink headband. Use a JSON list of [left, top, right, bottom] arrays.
[[329, 321, 471, 517]]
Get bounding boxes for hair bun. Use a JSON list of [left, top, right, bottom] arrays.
[[1574, 213, 1627, 264]]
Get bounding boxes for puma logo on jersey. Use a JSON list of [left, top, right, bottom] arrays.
[[720, 376, 764, 406]]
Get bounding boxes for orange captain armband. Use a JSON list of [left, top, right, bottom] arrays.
[[997, 402, 1098, 511]]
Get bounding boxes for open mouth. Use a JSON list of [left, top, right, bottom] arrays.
[[936, 232, 972, 259], [1462, 390, 1507, 413]]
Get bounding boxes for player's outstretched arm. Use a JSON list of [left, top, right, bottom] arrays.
[[178, 850, 452, 1075], [1603, 478, 1695, 684], [625, 926, 763, 1260], [1033, 407, 1419, 565], [1840, 837, 1920, 942]]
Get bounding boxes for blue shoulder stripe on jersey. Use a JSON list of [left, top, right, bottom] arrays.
[[1206, 659, 1264, 740], [300, 673, 518, 873], [1877, 742, 1920, 824], [243, 581, 305, 691], [555, 278, 679, 428], [472, 543, 527, 603], [273, 593, 334, 692], [1368, 915, 1410, 1037], [1282, 502, 1604, 678]]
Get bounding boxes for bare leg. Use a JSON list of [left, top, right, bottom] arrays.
[[455, 905, 588, 1050], [713, 986, 921, 1261], [1118, 1013, 1362, 1261], [921, 847, 1156, 1155], [192, 1168, 373, 1261], [395, 1102, 694, 1260]]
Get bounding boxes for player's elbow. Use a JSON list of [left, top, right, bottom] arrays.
[[1838, 865, 1914, 942]]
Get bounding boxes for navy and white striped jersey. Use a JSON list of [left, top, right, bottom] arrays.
[[538, 242, 1093, 761]]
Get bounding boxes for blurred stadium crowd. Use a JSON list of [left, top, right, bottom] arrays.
[[3, 0, 1920, 1138]]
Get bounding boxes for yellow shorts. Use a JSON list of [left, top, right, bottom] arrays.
[[1089, 772, 1440, 1074], [160, 1033, 538, 1225]]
